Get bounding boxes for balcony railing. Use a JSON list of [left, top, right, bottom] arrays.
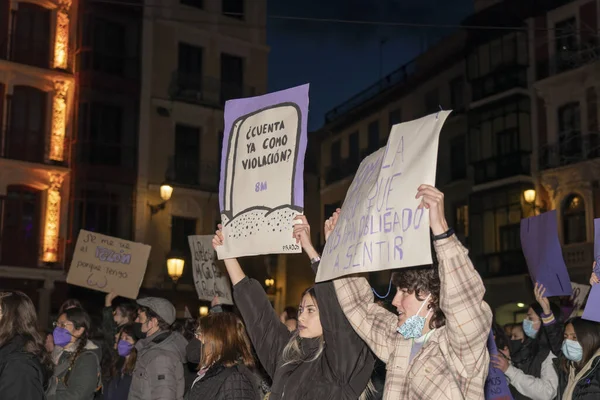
[[472, 151, 531, 185], [173, 159, 220, 192], [537, 42, 600, 80], [470, 64, 528, 102], [169, 72, 255, 107], [563, 242, 593, 271], [475, 250, 528, 279], [0, 128, 69, 166], [539, 132, 600, 170], [0, 36, 73, 72]]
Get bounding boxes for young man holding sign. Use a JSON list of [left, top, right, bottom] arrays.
[[333, 185, 493, 400]]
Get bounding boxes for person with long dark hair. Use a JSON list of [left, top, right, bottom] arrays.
[[213, 215, 375, 400], [0, 291, 53, 399], [103, 293, 137, 351], [187, 312, 259, 399], [104, 324, 137, 400], [556, 317, 600, 399], [46, 307, 101, 400], [492, 301, 561, 399]]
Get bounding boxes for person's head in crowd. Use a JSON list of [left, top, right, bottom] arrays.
[[390, 265, 445, 338], [111, 323, 138, 376], [135, 297, 176, 339], [0, 291, 53, 377], [504, 323, 514, 337], [525, 301, 562, 341], [182, 318, 198, 342], [510, 302, 561, 363], [492, 321, 510, 354], [197, 312, 254, 369], [59, 298, 83, 316], [54, 307, 91, 350], [113, 301, 137, 327], [511, 323, 525, 341], [561, 317, 600, 371]]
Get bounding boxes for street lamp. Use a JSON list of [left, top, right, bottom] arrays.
[[166, 253, 185, 283], [149, 183, 174, 215], [265, 277, 275, 288], [199, 306, 209, 316], [523, 189, 536, 205]]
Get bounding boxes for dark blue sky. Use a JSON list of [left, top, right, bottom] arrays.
[[266, 0, 474, 131]]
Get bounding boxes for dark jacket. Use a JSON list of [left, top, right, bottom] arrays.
[[105, 373, 133, 400], [47, 341, 102, 400], [0, 335, 48, 400], [233, 261, 375, 400], [554, 353, 600, 400], [186, 364, 259, 400]]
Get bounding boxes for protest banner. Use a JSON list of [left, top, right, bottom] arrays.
[[485, 330, 514, 400], [67, 230, 150, 299], [316, 111, 451, 282], [569, 282, 591, 318], [189, 235, 233, 305], [217, 84, 309, 259], [520, 210, 572, 297], [582, 218, 600, 322]]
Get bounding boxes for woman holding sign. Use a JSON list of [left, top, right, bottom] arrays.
[[212, 216, 375, 400], [332, 185, 493, 400]]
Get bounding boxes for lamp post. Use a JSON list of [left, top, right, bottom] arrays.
[[523, 189, 540, 215], [149, 183, 174, 216], [166, 254, 185, 284]]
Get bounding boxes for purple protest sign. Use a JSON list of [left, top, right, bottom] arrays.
[[485, 330, 514, 400], [216, 84, 309, 259], [520, 210, 572, 297], [582, 219, 600, 322]]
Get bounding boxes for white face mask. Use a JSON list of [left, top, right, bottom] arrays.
[[396, 294, 431, 339]]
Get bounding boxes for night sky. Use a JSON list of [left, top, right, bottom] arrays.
[[266, 0, 474, 131]]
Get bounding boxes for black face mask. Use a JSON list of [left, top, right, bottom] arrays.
[[186, 338, 202, 364], [509, 339, 523, 355], [133, 322, 147, 340]]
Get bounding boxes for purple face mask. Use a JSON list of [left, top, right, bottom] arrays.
[[53, 327, 72, 347], [117, 340, 134, 357]]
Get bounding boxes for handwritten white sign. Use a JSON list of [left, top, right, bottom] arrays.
[[570, 282, 591, 318], [67, 230, 150, 299], [316, 112, 451, 282], [188, 235, 233, 305]]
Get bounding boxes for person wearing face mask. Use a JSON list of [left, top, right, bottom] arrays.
[[212, 215, 376, 400], [128, 297, 188, 400], [554, 317, 600, 399], [103, 324, 137, 400], [103, 292, 137, 352], [333, 185, 493, 399], [492, 301, 561, 400], [46, 308, 102, 400]]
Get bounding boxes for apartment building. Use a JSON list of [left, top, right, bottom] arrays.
[[0, 0, 77, 326]]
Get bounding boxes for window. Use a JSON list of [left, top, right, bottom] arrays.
[[424, 88, 439, 114], [181, 0, 203, 8], [499, 224, 520, 251], [455, 204, 469, 240], [92, 19, 126, 76], [171, 216, 197, 284], [450, 135, 466, 181], [450, 77, 465, 110], [174, 124, 200, 185], [368, 121, 379, 152], [222, 0, 244, 19], [587, 88, 598, 133], [558, 102, 582, 160], [563, 194, 586, 244], [78, 191, 121, 238], [0, 186, 41, 267], [330, 140, 341, 166], [348, 131, 359, 165], [221, 53, 244, 103], [11, 3, 50, 68], [88, 103, 124, 166], [6, 86, 46, 163], [555, 18, 577, 73]]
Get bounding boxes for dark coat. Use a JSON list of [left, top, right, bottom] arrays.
[[0, 335, 48, 400], [186, 364, 260, 400], [233, 261, 375, 400], [554, 354, 600, 400]]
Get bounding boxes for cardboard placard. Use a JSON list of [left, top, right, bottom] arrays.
[[67, 230, 150, 299], [189, 235, 233, 305]]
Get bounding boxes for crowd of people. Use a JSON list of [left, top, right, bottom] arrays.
[[0, 184, 599, 399]]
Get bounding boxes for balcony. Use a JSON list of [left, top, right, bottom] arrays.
[[563, 242, 593, 271], [537, 43, 600, 80], [1, 128, 64, 166], [173, 159, 219, 192], [470, 65, 528, 103], [472, 151, 531, 185], [539, 132, 600, 170], [475, 250, 528, 279], [0, 37, 72, 72], [169, 72, 255, 107]]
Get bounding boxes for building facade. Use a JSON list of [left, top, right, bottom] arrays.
[[134, 0, 270, 315], [0, 0, 77, 326]]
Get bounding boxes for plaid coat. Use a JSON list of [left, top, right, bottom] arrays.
[[334, 236, 493, 399]]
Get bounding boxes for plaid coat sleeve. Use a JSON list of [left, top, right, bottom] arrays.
[[333, 276, 398, 363], [435, 235, 493, 377]]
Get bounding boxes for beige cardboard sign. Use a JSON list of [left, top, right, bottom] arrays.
[[188, 235, 233, 305], [67, 230, 151, 299]]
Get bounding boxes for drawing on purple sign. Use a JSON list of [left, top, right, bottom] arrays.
[[316, 111, 451, 282], [485, 330, 514, 400], [216, 84, 309, 259], [582, 219, 600, 322], [520, 210, 572, 297]]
